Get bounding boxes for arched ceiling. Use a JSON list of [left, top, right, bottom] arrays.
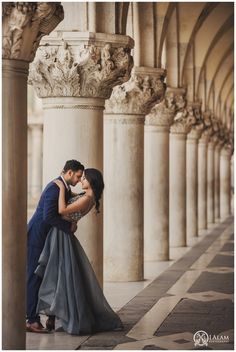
[[125, 2, 234, 130]]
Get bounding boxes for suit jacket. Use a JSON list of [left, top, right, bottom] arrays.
[[27, 176, 72, 250]]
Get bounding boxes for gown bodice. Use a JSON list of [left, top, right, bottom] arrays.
[[66, 193, 95, 222]]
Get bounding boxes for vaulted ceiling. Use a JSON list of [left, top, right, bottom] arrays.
[[125, 2, 234, 130]]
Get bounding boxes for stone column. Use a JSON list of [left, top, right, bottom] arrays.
[[144, 90, 174, 261], [30, 123, 43, 201], [207, 138, 216, 225], [220, 145, 232, 219], [104, 66, 166, 281], [29, 32, 134, 285], [214, 142, 222, 221], [186, 129, 201, 239], [186, 104, 204, 241], [2, 3, 64, 349], [197, 132, 209, 231], [169, 91, 192, 247]]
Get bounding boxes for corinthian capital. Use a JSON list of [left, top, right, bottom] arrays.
[[2, 2, 64, 62], [29, 32, 134, 99], [105, 66, 166, 114]]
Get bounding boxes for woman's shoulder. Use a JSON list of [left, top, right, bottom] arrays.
[[68, 192, 91, 204]]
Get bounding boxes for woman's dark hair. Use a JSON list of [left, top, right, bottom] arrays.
[[63, 159, 84, 173], [84, 168, 104, 213]]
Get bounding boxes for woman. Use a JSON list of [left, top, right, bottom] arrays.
[[35, 168, 123, 335]]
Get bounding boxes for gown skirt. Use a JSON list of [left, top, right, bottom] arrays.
[[35, 227, 123, 335]]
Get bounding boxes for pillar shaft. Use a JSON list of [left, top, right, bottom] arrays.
[[207, 141, 215, 224], [198, 136, 208, 231], [220, 147, 231, 219], [30, 124, 43, 200], [2, 2, 65, 349], [186, 131, 200, 239], [144, 97, 174, 261], [169, 133, 187, 247], [144, 125, 170, 260], [214, 144, 221, 220], [42, 97, 104, 284], [104, 113, 144, 281], [2, 59, 28, 350]]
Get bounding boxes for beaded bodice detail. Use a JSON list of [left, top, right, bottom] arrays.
[[66, 193, 95, 222]]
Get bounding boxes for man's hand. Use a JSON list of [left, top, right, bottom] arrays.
[[70, 222, 77, 233]]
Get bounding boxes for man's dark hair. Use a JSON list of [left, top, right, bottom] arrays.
[[62, 160, 84, 173]]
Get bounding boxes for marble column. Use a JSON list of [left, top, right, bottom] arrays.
[[29, 32, 134, 285], [30, 123, 43, 201], [104, 66, 166, 281], [197, 133, 209, 231], [214, 142, 222, 221], [169, 91, 192, 247], [186, 128, 201, 240], [220, 146, 232, 219], [144, 95, 174, 261], [207, 139, 216, 225], [2, 3, 64, 349]]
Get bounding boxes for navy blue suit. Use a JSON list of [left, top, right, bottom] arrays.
[[27, 177, 72, 323]]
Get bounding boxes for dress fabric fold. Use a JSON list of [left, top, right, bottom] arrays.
[[35, 227, 123, 335]]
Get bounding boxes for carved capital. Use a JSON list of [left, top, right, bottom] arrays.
[[170, 88, 192, 134], [2, 2, 64, 62], [221, 144, 233, 157], [187, 102, 204, 138], [145, 89, 176, 126], [201, 110, 214, 137], [29, 33, 134, 99], [105, 66, 166, 114]]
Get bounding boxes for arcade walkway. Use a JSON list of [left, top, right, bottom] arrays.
[[26, 217, 234, 350]]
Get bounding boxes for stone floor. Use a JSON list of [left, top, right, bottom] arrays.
[[26, 216, 234, 350]]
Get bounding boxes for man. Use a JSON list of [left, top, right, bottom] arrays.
[[26, 159, 84, 333]]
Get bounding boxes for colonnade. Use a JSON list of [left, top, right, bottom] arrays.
[[2, 2, 233, 350]]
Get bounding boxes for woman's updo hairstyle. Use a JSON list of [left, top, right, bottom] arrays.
[[84, 168, 104, 213]]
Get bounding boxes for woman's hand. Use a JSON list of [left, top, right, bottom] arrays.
[[54, 179, 64, 189]]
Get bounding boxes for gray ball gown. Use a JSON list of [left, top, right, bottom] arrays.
[[35, 195, 123, 335]]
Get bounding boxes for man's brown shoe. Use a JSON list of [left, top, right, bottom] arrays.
[[26, 322, 49, 333]]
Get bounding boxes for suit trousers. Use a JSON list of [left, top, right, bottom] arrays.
[[27, 245, 43, 323]]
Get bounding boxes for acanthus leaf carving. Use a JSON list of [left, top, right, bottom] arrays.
[[29, 39, 134, 99], [105, 67, 166, 115], [29, 41, 80, 97]]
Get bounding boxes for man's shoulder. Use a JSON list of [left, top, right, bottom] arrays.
[[43, 180, 59, 194]]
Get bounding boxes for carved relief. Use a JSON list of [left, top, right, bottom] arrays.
[[200, 111, 214, 141], [187, 103, 204, 139], [170, 92, 193, 134], [105, 68, 166, 114], [29, 41, 80, 97], [145, 91, 175, 126], [29, 39, 134, 99], [2, 2, 64, 62]]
